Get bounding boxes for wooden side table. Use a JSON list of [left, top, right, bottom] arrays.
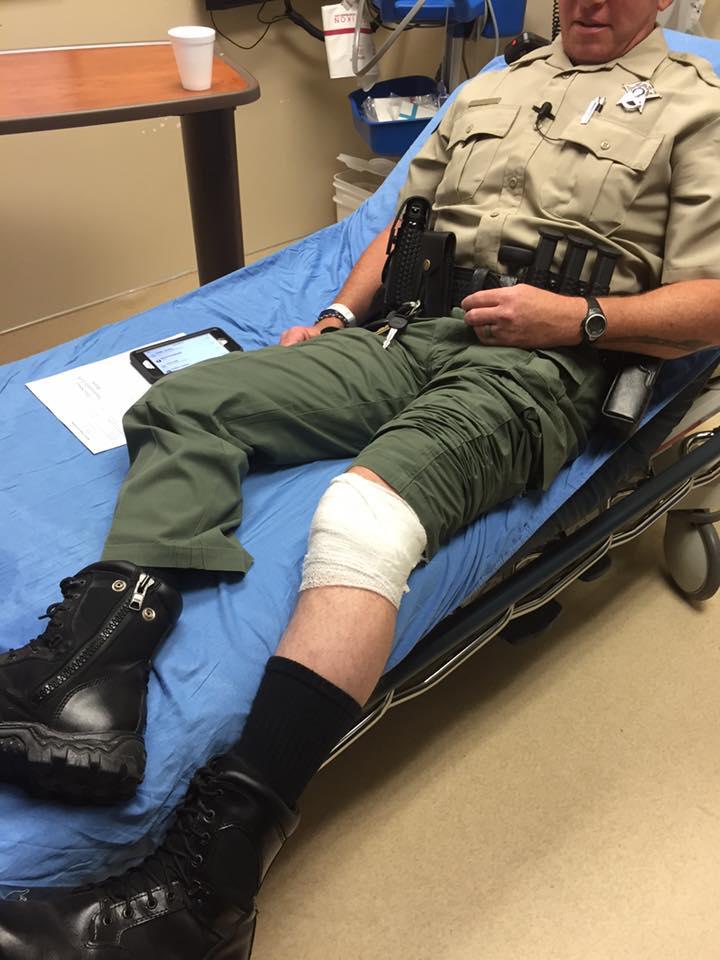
[[0, 42, 260, 284]]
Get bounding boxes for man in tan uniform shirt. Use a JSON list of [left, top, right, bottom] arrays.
[[301, 0, 720, 355], [2, 2, 720, 959]]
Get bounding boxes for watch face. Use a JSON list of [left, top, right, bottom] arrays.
[[585, 311, 607, 341]]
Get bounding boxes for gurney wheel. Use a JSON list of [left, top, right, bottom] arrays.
[[664, 512, 720, 602]]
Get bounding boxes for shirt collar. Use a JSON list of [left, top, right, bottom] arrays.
[[510, 26, 669, 80]]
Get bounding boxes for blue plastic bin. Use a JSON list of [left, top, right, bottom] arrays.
[[377, 0, 526, 31], [349, 76, 439, 157]]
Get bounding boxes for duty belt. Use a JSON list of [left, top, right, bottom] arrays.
[[450, 265, 518, 307], [378, 198, 659, 436]]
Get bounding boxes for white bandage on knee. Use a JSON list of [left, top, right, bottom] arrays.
[[300, 473, 427, 609]]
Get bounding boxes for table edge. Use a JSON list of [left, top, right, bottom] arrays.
[[0, 83, 261, 135]]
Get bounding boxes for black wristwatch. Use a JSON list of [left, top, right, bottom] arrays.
[[581, 295, 607, 344]]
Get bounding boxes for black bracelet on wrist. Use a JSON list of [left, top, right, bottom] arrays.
[[316, 309, 350, 327]]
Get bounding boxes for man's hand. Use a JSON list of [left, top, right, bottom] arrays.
[[279, 320, 343, 347], [461, 284, 585, 349]]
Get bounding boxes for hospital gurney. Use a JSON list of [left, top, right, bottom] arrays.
[[1, 29, 719, 895], [338, 365, 720, 763]]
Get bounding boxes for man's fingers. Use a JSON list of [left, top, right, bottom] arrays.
[[460, 289, 503, 312], [463, 307, 503, 327], [461, 290, 509, 327], [279, 326, 310, 346]]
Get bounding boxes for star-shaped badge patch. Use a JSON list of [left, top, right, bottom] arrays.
[[617, 80, 661, 113]]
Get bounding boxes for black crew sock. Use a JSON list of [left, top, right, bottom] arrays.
[[229, 656, 363, 807]]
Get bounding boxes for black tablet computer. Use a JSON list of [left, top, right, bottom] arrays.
[[130, 327, 243, 384]]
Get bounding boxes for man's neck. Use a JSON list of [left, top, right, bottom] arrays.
[[567, 20, 659, 66]]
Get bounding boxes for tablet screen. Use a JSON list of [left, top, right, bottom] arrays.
[[144, 333, 229, 374]]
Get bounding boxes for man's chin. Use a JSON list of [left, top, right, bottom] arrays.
[[565, 36, 615, 66]]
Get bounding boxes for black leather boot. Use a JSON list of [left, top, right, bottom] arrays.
[[0, 756, 300, 960], [0, 561, 182, 801]]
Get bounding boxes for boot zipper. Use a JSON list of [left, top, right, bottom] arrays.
[[33, 572, 155, 703], [129, 574, 155, 611]]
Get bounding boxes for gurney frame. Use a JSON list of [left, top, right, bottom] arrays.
[[326, 367, 720, 764]]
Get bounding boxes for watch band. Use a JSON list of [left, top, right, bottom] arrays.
[[582, 295, 607, 345], [317, 303, 357, 328]]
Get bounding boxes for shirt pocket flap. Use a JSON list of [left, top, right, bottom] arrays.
[[558, 117, 663, 171], [448, 103, 520, 148]]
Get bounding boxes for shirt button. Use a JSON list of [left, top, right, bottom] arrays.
[[489, 211, 499, 218], [600, 140, 611, 150], [466, 124, 472, 133], [560, 71, 572, 79], [509, 176, 518, 188]]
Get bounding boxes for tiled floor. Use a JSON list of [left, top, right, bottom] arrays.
[[255, 520, 720, 960]]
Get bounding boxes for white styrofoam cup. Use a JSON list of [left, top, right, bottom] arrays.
[[168, 26, 216, 92]]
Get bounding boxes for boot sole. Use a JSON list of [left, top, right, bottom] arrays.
[[205, 912, 257, 959], [0, 723, 145, 803]]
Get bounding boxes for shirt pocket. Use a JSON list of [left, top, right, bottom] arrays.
[[539, 117, 663, 234], [436, 101, 520, 204]]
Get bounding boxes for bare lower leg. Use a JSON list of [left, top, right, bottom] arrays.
[[276, 585, 396, 705], [276, 466, 401, 705]]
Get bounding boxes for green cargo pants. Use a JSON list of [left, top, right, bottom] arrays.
[[102, 318, 608, 572]]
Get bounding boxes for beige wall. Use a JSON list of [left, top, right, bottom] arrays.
[[0, 1, 561, 359], [4, 0, 715, 360], [22, 2, 719, 351], [524, 0, 555, 36], [702, 0, 720, 36], [0, 1, 447, 354]]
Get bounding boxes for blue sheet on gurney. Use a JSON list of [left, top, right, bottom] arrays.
[[1, 32, 719, 893]]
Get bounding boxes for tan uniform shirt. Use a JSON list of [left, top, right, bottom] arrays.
[[399, 28, 720, 295]]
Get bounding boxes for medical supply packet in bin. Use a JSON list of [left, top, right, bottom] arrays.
[[349, 76, 443, 156]]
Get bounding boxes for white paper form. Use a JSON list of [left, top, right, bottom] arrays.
[[26, 336, 185, 454]]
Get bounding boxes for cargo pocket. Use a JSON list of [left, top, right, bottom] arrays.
[[520, 405, 547, 491], [436, 101, 520, 204], [493, 357, 589, 490], [539, 117, 663, 234]]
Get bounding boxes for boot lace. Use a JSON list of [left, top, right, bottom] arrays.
[[89, 761, 226, 925], [5, 577, 87, 659]]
